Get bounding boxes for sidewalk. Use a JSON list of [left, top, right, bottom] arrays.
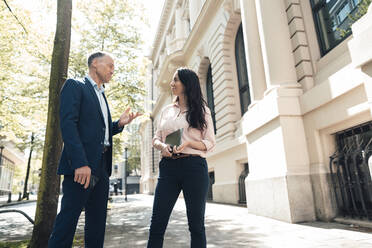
[[102, 194, 372, 248], [1, 194, 372, 247]]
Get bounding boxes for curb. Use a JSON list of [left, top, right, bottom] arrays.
[[0, 199, 37, 208], [334, 217, 372, 229]]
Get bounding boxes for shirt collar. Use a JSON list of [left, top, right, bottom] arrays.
[[86, 75, 105, 94], [173, 99, 188, 113]]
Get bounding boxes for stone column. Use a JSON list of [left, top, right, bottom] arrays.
[[189, 0, 202, 29], [175, 6, 184, 40], [255, 0, 299, 88], [242, 0, 315, 223], [239, 0, 267, 102]]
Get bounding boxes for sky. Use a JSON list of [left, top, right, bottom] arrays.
[[142, 0, 166, 49], [15, 0, 165, 51]]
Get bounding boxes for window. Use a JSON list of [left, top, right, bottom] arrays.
[[311, 0, 364, 55], [337, 2, 352, 23], [206, 64, 217, 134], [235, 23, 251, 115]]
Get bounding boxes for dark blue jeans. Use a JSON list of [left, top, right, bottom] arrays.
[[147, 156, 209, 248]]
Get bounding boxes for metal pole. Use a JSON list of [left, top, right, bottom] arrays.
[[0, 145, 4, 197], [0, 145, 4, 166], [124, 147, 128, 202], [23, 133, 34, 199]]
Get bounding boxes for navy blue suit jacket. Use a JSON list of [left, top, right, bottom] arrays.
[[57, 77, 123, 177]]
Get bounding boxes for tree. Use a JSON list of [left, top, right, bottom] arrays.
[[29, 0, 72, 247], [68, 0, 148, 163], [0, 0, 52, 156]]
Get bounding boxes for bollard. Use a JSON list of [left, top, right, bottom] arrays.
[[7, 192, 11, 203], [18, 192, 22, 201], [26, 192, 29, 200]]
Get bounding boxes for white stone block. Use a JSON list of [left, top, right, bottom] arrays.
[[294, 46, 310, 66], [291, 31, 308, 51], [286, 3, 302, 23], [296, 60, 313, 80], [289, 18, 304, 37], [284, 0, 300, 10]]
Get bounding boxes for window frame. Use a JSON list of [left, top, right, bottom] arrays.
[[235, 23, 251, 115], [206, 64, 217, 134]]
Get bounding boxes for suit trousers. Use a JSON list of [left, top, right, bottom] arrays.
[[48, 152, 110, 248], [147, 156, 209, 248]]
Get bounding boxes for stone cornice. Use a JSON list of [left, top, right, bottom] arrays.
[[151, 0, 176, 63], [182, 0, 224, 62], [153, 0, 224, 89]]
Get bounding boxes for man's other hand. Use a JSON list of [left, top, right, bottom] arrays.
[[118, 107, 142, 127], [74, 166, 91, 189]]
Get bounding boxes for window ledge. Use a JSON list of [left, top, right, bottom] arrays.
[[316, 35, 352, 74]]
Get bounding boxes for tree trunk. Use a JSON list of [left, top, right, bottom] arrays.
[[22, 133, 34, 199], [29, 1, 72, 247]]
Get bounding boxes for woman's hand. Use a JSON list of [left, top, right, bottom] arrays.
[[161, 144, 173, 157], [173, 141, 190, 154]]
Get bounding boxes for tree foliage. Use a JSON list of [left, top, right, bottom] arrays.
[[0, 0, 53, 154], [68, 0, 148, 163], [1, 0, 148, 174], [338, 0, 371, 37]]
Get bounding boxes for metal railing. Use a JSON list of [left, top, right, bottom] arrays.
[[330, 121, 372, 220], [0, 209, 34, 224], [238, 164, 249, 204]]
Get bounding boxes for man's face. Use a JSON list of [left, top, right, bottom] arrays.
[[94, 55, 115, 83]]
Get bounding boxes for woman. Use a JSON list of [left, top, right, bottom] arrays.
[[147, 68, 216, 248]]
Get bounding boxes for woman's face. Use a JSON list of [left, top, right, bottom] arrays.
[[170, 72, 185, 96]]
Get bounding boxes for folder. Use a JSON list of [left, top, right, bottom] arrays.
[[165, 129, 183, 147]]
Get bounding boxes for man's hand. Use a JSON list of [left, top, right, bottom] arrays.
[[74, 166, 91, 189], [118, 108, 142, 127], [161, 145, 172, 157]]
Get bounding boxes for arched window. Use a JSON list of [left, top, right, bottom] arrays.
[[206, 64, 216, 134], [235, 23, 251, 115]]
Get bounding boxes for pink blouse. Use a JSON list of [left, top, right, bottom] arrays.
[[153, 102, 216, 158]]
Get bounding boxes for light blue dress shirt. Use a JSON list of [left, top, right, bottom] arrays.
[[86, 76, 110, 146]]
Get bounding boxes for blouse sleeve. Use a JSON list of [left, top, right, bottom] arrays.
[[201, 107, 216, 152], [152, 109, 167, 151]]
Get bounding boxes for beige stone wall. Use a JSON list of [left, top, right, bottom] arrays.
[[141, 0, 372, 223]]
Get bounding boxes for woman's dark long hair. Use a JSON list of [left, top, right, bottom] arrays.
[[177, 68, 207, 131]]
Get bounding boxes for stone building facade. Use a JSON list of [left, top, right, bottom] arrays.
[[0, 141, 25, 195], [140, 0, 372, 223]]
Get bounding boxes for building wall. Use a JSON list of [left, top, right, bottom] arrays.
[[141, 0, 372, 223], [0, 141, 26, 194]]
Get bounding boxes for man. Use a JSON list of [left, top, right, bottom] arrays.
[[48, 52, 140, 247]]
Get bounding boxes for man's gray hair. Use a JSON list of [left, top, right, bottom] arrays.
[[87, 52, 107, 67]]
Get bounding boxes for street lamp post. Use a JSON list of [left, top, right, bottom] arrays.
[[0, 145, 5, 201], [124, 147, 128, 202], [0, 145, 4, 166], [23, 133, 34, 200]]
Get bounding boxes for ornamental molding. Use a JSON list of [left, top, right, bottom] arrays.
[[151, 0, 176, 62]]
